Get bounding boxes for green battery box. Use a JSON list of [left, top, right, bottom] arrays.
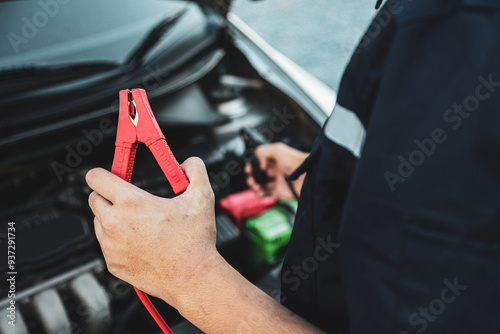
[[244, 203, 296, 265]]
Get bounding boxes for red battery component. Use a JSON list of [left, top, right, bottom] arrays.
[[219, 189, 277, 228]]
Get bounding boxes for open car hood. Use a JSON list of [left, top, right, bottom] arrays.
[[0, 0, 227, 141]]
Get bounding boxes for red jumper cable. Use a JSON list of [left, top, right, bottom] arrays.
[[111, 88, 189, 334]]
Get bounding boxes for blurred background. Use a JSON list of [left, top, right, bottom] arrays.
[[0, 1, 380, 333], [232, 0, 377, 90]]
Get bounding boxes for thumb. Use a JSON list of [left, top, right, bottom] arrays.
[[181, 157, 212, 193]]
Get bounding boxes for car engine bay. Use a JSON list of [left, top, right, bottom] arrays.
[[0, 37, 322, 333]]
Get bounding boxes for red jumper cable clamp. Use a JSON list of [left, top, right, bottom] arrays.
[[111, 88, 189, 334]]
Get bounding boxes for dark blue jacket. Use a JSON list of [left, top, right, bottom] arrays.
[[282, 1, 500, 333]]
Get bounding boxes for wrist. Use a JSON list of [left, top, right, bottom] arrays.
[[170, 251, 227, 315]]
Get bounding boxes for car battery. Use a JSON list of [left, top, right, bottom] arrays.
[[219, 189, 277, 228], [244, 205, 295, 265], [278, 198, 299, 215]]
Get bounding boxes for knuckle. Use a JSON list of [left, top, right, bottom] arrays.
[[195, 183, 214, 203], [99, 243, 110, 257], [100, 246, 119, 268], [88, 191, 99, 208], [85, 169, 98, 185], [270, 142, 285, 156], [204, 187, 215, 202], [93, 217, 101, 232], [101, 217, 116, 234], [254, 145, 264, 157], [274, 142, 285, 153], [189, 156, 204, 166], [273, 142, 285, 149], [106, 262, 117, 276], [88, 192, 94, 207], [96, 211, 115, 233]]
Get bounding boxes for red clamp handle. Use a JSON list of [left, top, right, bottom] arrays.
[[111, 144, 138, 183], [110, 88, 190, 334], [148, 138, 189, 194]]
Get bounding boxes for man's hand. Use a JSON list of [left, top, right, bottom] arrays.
[[245, 143, 308, 199], [86, 156, 322, 333], [86, 157, 218, 308]]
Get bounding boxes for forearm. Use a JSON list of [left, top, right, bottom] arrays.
[[87, 160, 318, 332], [173, 254, 323, 333]]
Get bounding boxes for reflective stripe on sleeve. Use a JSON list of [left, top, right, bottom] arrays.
[[324, 104, 366, 158]]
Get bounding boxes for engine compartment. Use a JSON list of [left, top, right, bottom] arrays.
[[0, 43, 321, 333]]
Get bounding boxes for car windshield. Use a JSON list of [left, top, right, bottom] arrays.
[[0, 0, 187, 70]]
